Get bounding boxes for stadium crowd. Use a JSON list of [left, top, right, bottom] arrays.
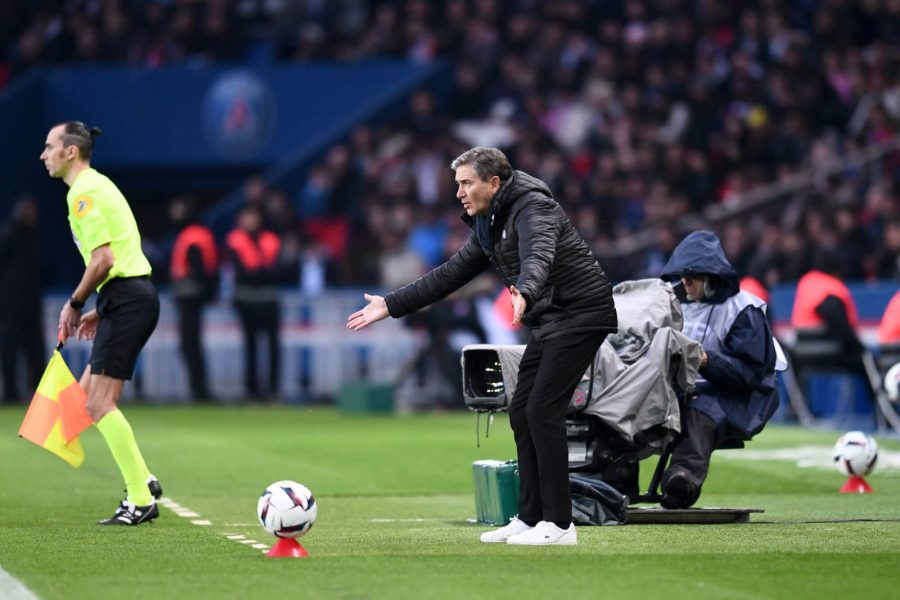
[[3, 0, 900, 292]]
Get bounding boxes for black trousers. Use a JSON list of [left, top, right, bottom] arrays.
[[235, 300, 280, 398], [0, 318, 44, 403], [176, 298, 211, 400], [663, 407, 725, 492], [509, 330, 607, 525]]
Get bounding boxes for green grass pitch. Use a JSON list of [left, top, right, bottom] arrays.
[[1, 406, 899, 600]]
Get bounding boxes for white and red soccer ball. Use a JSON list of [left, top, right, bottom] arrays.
[[832, 431, 879, 477], [257, 480, 317, 538]]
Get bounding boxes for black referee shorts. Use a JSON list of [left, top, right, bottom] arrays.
[[90, 276, 160, 380]]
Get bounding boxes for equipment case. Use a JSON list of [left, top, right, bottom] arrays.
[[472, 460, 519, 525]]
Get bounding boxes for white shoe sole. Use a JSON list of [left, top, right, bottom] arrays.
[[507, 538, 577, 546], [480, 535, 511, 543], [480, 528, 532, 543]]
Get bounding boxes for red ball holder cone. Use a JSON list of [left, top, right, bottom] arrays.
[[839, 475, 873, 494], [266, 538, 310, 558]]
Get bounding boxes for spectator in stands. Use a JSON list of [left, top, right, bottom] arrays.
[[653, 231, 779, 509], [242, 174, 269, 208], [347, 147, 617, 545], [879, 291, 900, 348], [877, 290, 900, 373], [168, 196, 218, 403], [225, 205, 293, 402], [6, 1, 900, 295], [790, 249, 869, 391], [0, 195, 44, 403], [874, 217, 900, 280], [377, 223, 426, 291]]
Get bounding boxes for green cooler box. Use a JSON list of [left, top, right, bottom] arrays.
[[472, 460, 520, 525], [337, 383, 394, 412]]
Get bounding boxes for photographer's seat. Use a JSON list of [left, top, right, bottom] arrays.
[[791, 330, 900, 433], [877, 343, 900, 375], [873, 343, 900, 432], [789, 328, 878, 429]]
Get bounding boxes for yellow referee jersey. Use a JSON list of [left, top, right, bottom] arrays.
[[67, 168, 152, 290]]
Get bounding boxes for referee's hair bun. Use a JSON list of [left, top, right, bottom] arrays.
[[89, 127, 102, 138]]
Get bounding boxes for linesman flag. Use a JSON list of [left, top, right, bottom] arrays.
[[18, 350, 92, 467]]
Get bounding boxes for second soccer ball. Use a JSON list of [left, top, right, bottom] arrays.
[[257, 480, 318, 538], [832, 431, 878, 477]]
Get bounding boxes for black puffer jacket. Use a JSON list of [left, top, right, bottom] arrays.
[[385, 170, 617, 340]]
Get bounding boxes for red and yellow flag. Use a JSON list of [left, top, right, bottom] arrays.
[[18, 350, 92, 467]]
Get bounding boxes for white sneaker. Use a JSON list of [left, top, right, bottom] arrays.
[[506, 521, 577, 546], [480, 516, 533, 543]]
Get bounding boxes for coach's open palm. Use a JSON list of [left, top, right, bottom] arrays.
[[347, 293, 389, 330]]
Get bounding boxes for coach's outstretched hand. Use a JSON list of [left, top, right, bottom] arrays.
[[347, 293, 390, 330]]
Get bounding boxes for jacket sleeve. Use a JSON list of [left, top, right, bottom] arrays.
[[702, 306, 776, 394], [385, 235, 491, 318], [513, 197, 559, 308]]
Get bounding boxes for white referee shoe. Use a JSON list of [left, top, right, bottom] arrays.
[[506, 521, 577, 545], [480, 516, 532, 543]]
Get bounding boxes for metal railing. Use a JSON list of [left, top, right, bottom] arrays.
[[44, 291, 425, 403]]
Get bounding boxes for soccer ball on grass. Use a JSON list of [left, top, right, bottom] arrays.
[[257, 480, 317, 538], [832, 431, 878, 477]]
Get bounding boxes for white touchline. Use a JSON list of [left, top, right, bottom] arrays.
[[370, 518, 436, 523], [716, 446, 900, 470], [0, 565, 40, 600], [159, 496, 270, 552]]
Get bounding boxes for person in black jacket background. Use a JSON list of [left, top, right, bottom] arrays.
[[168, 196, 219, 403], [0, 195, 45, 403], [347, 147, 617, 546], [225, 205, 294, 403]]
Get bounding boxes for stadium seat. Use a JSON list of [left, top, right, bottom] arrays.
[[877, 343, 900, 375], [789, 329, 879, 431]]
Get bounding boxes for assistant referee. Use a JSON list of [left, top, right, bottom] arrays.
[[41, 121, 162, 526]]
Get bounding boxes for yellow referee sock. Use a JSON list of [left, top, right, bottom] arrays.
[[95, 410, 153, 506]]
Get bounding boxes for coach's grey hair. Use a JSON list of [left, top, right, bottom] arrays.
[[451, 147, 513, 182]]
